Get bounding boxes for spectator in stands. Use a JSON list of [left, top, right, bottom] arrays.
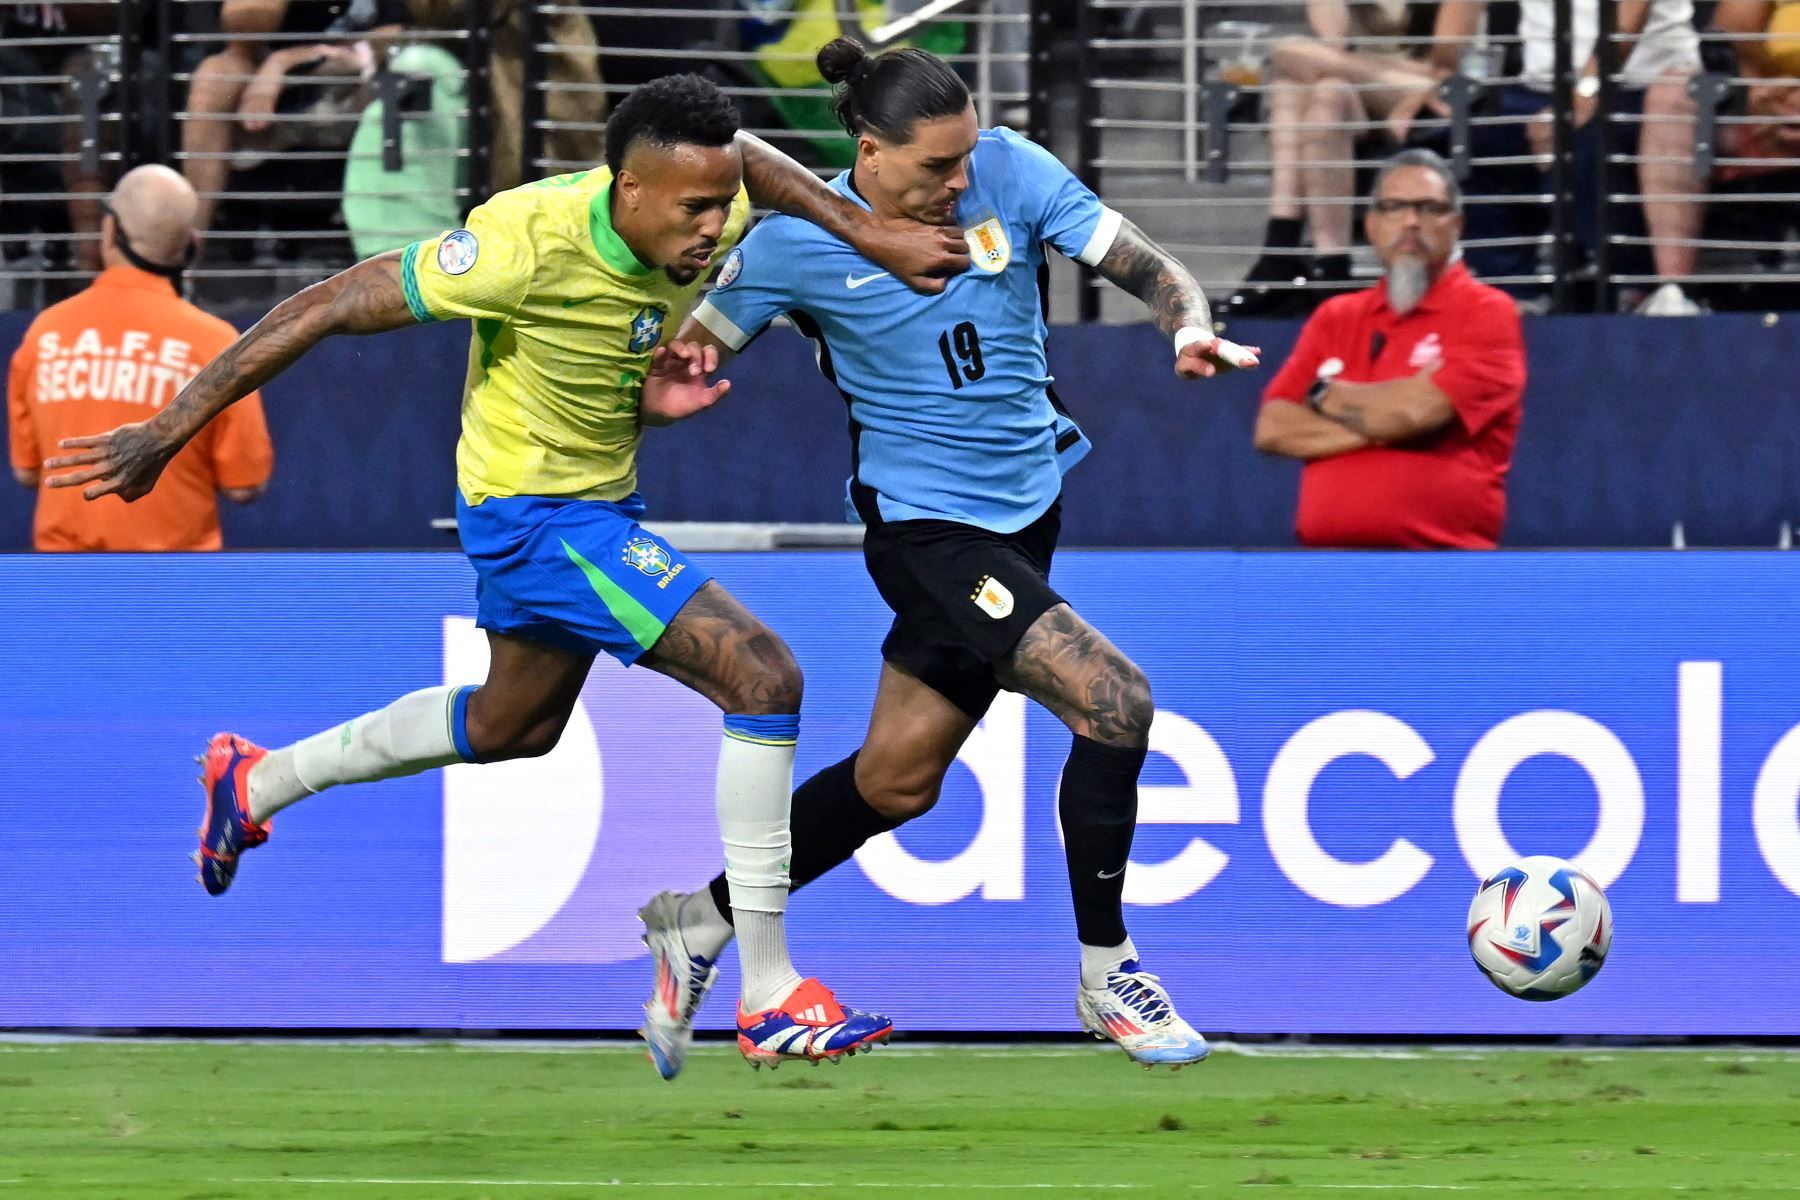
[[340, 33, 467, 257], [1711, 2, 1800, 182], [1436, 0, 1706, 314], [1254, 150, 1525, 549], [6, 166, 273, 551], [409, 0, 603, 192], [0, 3, 130, 279], [890, 0, 1029, 123], [183, 1, 379, 236], [1225, 1, 1445, 319], [741, 1, 966, 170]]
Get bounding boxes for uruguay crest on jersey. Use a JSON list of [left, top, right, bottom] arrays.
[[965, 216, 1011, 274]]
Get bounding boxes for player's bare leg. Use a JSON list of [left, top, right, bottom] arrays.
[[855, 663, 980, 820], [645, 661, 969, 1076], [997, 604, 1209, 1069], [638, 581, 892, 1073], [195, 632, 592, 895]]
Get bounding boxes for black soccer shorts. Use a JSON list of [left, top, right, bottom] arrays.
[[859, 499, 1066, 720]]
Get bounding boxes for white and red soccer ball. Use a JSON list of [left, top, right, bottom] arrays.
[[1467, 855, 1613, 1001]]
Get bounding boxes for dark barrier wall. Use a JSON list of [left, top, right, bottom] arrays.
[[1, 311, 1795, 548]]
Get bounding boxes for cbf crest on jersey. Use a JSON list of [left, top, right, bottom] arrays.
[[627, 306, 665, 353], [438, 229, 478, 275], [622, 535, 671, 576], [965, 217, 1011, 274]]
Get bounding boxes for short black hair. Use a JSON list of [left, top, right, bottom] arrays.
[[603, 73, 740, 174], [817, 37, 970, 143]]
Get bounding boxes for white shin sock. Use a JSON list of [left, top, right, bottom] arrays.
[[1080, 936, 1140, 991], [717, 716, 804, 1012], [246, 685, 474, 823]]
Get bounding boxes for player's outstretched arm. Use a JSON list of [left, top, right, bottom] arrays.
[[43, 251, 414, 501], [735, 131, 969, 294], [1093, 219, 1258, 379]]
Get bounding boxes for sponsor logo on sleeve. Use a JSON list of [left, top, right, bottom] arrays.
[[715, 247, 744, 290], [437, 229, 479, 275]]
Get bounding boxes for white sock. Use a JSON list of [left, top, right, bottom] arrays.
[[246, 685, 474, 823], [718, 715, 804, 1012], [1080, 936, 1139, 991], [678, 888, 736, 963]]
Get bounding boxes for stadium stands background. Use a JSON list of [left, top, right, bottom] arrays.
[[2, 1, 1796, 552]]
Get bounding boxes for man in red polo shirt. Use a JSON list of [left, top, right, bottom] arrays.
[[1256, 148, 1526, 548]]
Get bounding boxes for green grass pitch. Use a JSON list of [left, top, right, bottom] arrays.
[[2, 1040, 1797, 1198]]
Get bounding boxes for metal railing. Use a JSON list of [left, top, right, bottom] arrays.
[[524, 1, 1034, 183], [0, 2, 136, 307], [163, 0, 488, 306], [1596, 4, 1800, 313], [1, 1, 1020, 309], [1070, 0, 1800, 320], [8, 2, 1788, 319]]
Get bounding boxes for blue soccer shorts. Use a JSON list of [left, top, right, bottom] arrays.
[[456, 490, 708, 664]]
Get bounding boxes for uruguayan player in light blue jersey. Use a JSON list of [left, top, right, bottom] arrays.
[[632, 37, 1257, 1074]]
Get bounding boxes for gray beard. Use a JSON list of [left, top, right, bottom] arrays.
[[1386, 256, 1430, 315]]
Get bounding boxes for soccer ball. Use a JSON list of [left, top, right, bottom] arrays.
[[1466, 855, 1612, 1001]]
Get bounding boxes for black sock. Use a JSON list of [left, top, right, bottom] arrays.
[[1311, 252, 1352, 282], [707, 752, 900, 926], [1059, 735, 1147, 948], [1265, 216, 1304, 249]]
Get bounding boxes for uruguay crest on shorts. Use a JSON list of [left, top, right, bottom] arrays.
[[965, 217, 1010, 274]]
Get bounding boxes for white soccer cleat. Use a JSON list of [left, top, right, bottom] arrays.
[[1077, 959, 1210, 1070], [638, 891, 719, 1081]]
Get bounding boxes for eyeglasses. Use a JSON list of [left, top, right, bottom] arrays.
[[1371, 198, 1458, 217]]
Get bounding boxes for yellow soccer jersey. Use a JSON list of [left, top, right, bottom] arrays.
[[401, 168, 751, 505]]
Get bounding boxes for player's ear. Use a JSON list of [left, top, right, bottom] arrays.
[[857, 132, 880, 176], [616, 167, 638, 210]]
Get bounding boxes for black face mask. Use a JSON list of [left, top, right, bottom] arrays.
[[101, 202, 195, 287]]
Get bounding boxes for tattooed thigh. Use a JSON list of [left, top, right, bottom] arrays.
[[640, 581, 803, 714], [995, 603, 1154, 747]]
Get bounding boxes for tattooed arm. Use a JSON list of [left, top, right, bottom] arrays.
[[1314, 366, 1457, 444], [1092, 218, 1257, 378], [44, 252, 415, 501], [1094, 218, 1210, 340], [735, 131, 970, 294]]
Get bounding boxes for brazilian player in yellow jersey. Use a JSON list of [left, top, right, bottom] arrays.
[[47, 73, 970, 1072], [401, 163, 749, 506]]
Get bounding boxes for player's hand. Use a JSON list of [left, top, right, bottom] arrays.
[[639, 341, 732, 426], [42, 420, 178, 502], [1176, 336, 1260, 380], [854, 216, 971, 295]]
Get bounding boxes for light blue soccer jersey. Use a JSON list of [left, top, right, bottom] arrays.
[[692, 127, 1123, 534]]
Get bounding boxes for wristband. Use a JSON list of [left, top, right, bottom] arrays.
[[1174, 327, 1258, 369], [1305, 376, 1331, 413]]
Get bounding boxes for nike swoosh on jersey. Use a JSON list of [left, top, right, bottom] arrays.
[[845, 271, 891, 289], [560, 294, 607, 308]]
